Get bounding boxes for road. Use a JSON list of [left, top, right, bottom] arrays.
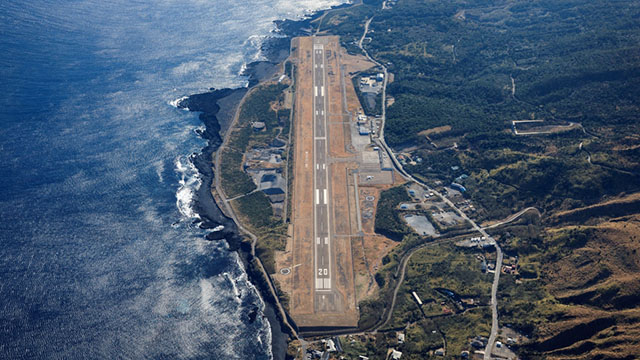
[[482, 207, 540, 230], [356, 17, 504, 357], [213, 85, 299, 340], [377, 237, 458, 330]]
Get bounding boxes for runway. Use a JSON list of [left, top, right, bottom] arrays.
[[313, 41, 332, 292], [288, 36, 358, 328]]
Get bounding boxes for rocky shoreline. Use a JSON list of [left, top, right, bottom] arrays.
[[178, 3, 355, 359]]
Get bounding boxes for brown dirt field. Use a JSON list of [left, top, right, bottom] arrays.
[[351, 238, 375, 301], [329, 234, 358, 325], [328, 115, 351, 158], [326, 42, 354, 159], [341, 51, 376, 75], [272, 225, 294, 301], [344, 72, 364, 116], [329, 164, 352, 237], [419, 125, 452, 137], [350, 185, 399, 301]]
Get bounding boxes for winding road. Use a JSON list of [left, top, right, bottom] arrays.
[[356, 16, 505, 358], [482, 207, 540, 230]]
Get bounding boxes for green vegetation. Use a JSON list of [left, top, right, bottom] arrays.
[[219, 83, 287, 198], [374, 185, 412, 240], [233, 191, 274, 229], [220, 148, 255, 197], [219, 83, 291, 276], [388, 244, 491, 328], [323, 0, 640, 222], [279, 1, 640, 357], [351, 306, 491, 359]]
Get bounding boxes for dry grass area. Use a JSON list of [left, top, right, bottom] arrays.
[[341, 51, 375, 75], [520, 207, 640, 358], [418, 125, 452, 137], [550, 192, 640, 224], [352, 185, 399, 302]]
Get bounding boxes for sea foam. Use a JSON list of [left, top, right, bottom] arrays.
[[175, 156, 201, 220], [168, 96, 189, 109]]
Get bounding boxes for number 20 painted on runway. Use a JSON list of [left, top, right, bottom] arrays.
[[318, 269, 328, 275]]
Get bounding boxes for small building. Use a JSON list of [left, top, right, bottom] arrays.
[[435, 348, 445, 356], [412, 291, 423, 306], [259, 172, 286, 201], [359, 125, 371, 136], [377, 73, 384, 82], [326, 339, 336, 352], [251, 121, 266, 131], [389, 349, 402, 360], [397, 332, 405, 344], [451, 182, 466, 192]]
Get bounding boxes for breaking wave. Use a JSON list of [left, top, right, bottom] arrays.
[[175, 156, 201, 220]]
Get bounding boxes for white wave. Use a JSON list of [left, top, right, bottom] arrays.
[[243, 34, 268, 62], [224, 272, 242, 303], [194, 124, 205, 135], [154, 160, 164, 183], [229, 252, 273, 359], [199, 278, 215, 312], [172, 60, 204, 76], [168, 96, 188, 109], [174, 156, 201, 220]]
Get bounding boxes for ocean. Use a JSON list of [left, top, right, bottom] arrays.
[[0, 0, 346, 358]]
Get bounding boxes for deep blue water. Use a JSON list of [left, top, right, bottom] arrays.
[[0, 0, 345, 358]]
